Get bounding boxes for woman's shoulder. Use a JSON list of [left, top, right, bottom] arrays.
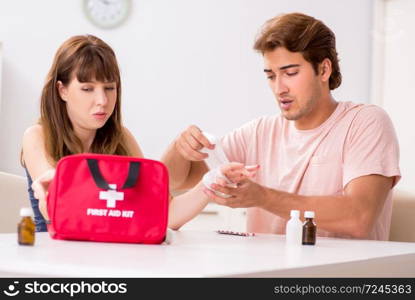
[[121, 126, 136, 145], [23, 124, 44, 145], [121, 126, 144, 158], [121, 126, 133, 137], [24, 123, 43, 133], [22, 124, 54, 171], [22, 124, 46, 162]]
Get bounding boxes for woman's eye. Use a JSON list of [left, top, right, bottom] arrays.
[[105, 87, 115, 91], [82, 87, 92, 92]]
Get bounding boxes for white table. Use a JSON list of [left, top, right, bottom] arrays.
[[1, 231, 414, 277]]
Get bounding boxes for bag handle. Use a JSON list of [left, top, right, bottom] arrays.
[[86, 158, 141, 190]]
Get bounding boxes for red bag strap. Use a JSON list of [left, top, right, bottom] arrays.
[[86, 158, 141, 190]]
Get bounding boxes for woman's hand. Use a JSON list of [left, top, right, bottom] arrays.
[[218, 162, 259, 185], [202, 162, 259, 198], [203, 163, 265, 208], [31, 169, 55, 220]]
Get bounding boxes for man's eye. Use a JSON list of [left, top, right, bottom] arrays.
[[287, 71, 298, 76], [105, 87, 115, 91], [267, 75, 276, 80], [82, 88, 92, 92]]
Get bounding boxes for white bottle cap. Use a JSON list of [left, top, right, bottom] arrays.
[[201, 131, 218, 145], [304, 211, 315, 218], [20, 207, 33, 217], [290, 210, 300, 218]]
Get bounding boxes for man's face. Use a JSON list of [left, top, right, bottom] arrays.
[[263, 47, 323, 123]]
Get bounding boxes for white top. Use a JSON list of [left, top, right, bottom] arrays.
[[304, 211, 315, 218], [220, 102, 400, 240], [290, 210, 300, 218], [0, 231, 414, 277], [20, 207, 33, 217]]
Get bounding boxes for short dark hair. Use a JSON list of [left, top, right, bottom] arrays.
[[254, 13, 342, 90]]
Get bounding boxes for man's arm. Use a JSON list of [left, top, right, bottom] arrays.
[[161, 125, 212, 190], [207, 174, 394, 238]]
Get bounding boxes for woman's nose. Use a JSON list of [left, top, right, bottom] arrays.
[[95, 89, 108, 106]]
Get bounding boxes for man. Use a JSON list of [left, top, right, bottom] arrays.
[[162, 13, 400, 240]]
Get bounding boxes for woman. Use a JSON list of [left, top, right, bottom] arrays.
[[21, 35, 143, 231], [22, 34, 256, 232]]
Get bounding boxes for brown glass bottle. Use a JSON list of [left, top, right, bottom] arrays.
[[302, 211, 316, 245], [18, 208, 35, 246]]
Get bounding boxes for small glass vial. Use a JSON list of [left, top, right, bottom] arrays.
[[302, 211, 316, 245], [286, 210, 303, 245], [18, 207, 35, 246]]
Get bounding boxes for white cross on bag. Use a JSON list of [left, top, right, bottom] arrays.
[[99, 184, 124, 208]]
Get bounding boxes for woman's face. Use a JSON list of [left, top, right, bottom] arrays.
[[57, 76, 117, 132]]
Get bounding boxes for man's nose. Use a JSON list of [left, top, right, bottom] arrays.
[[274, 77, 289, 96]]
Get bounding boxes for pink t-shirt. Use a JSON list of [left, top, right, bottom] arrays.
[[221, 101, 401, 240]]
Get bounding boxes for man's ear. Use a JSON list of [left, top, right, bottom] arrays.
[[320, 58, 332, 83], [56, 81, 68, 102]]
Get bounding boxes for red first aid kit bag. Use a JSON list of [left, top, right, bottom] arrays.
[[46, 154, 169, 244]]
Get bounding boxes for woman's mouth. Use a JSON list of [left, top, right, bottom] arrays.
[[93, 112, 107, 120]]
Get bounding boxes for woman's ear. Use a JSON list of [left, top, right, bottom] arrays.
[[320, 58, 332, 83], [56, 81, 68, 102]]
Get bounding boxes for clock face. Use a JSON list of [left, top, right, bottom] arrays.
[[83, 0, 131, 29]]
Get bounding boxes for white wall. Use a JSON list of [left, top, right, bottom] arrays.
[[372, 0, 415, 193], [0, 0, 374, 175], [0, 42, 2, 116]]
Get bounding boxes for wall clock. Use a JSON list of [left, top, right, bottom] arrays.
[[83, 0, 132, 29]]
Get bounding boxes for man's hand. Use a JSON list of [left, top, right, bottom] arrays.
[[203, 177, 268, 208], [31, 169, 55, 220], [175, 125, 214, 161]]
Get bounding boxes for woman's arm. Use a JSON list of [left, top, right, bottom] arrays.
[[22, 124, 55, 220], [168, 181, 210, 230], [168, 163, 259, 230]]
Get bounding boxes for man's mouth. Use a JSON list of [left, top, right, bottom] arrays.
[[280, 99, 294, 110]]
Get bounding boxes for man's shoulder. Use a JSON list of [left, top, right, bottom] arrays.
[[329, 102, 391, 131], [339, 102, 396, 146], [343, 102, 392, 126]]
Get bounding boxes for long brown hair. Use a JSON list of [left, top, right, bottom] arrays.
[[253, 13, 342, 90], [37, 34, 131, 165]]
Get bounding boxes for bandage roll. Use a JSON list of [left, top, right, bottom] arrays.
[[202, 167, 236, 198], [201, 132, 230, 170]]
